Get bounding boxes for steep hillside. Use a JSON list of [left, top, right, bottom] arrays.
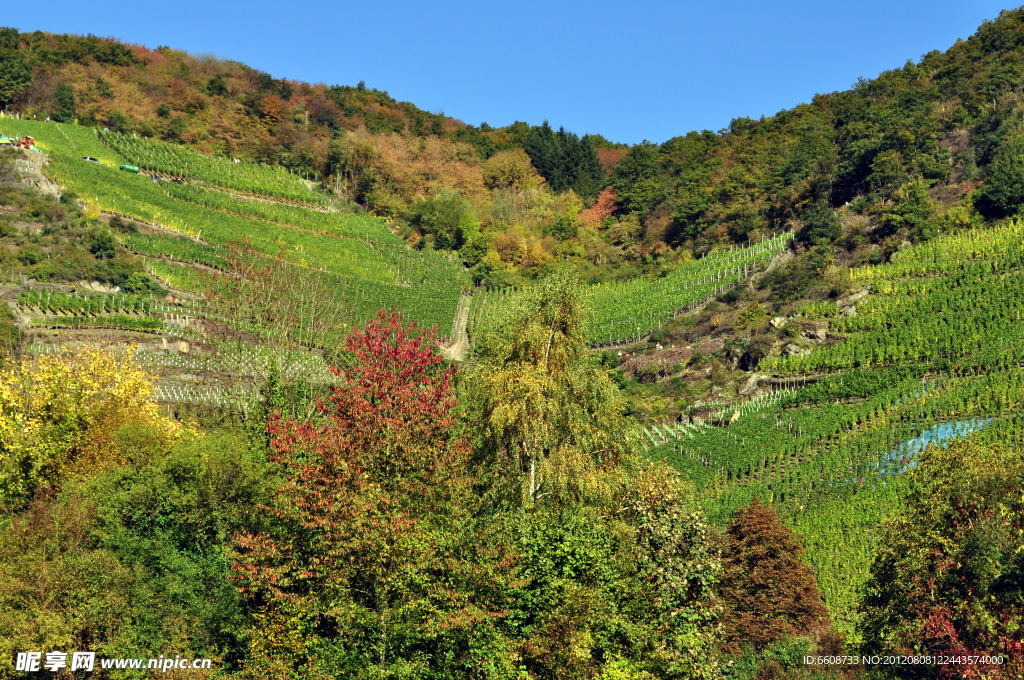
[[9, 11, 1024, 295], [1, 9, 1024, 679]]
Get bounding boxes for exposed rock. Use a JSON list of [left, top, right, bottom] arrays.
[[770, 316, 787, 329], [739, 373, 765, 396], [13, 152, 60, 198], [784, 343, 812, 357], [801, 321, 828, 341], [78, 280, 120, 293], [841, 305, 857, 317], [839, 289, 868, 307], [763, 249, 794, 274]]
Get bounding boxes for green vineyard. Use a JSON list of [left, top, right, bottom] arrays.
[[30, 314, 164, 332], [586, 232, 790, 346], [645, 217, 1024, 638], [468, 232, 792, 347], [0, 118, 470, 332], [99, 130, 328, 204], [17, 288, 159, 316], [761, 220, 1024, 375]]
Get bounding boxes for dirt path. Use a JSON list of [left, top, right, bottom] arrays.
[[440, 292, 471, 362]]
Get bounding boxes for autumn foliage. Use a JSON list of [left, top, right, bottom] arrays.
[[0, 345, 183, 509], [577, 187, 618, 229], [859, 441, 1024, 679], [718, 498, 831, 653], [231, 310, 508, 677]]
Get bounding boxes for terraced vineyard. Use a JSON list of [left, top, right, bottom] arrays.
[[586, 232, 791, 345], [644, 219, 1024, 638], [141, 343, 338, 384], [16, 288, 184, 332], [17, 288, 160, 315], [468, 232, 792, 348], [30, 314, 164, 332], [761, 221, 1024, 375], [99, 131, 328, 205], [0, 119, 469, 332]]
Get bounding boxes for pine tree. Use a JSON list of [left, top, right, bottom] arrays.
[[0, 48, 30, 108], [53, 82, 76, 123], [718, 498, 831, 652], [574, 134, 605, 199], [524, 121, 566, 191]]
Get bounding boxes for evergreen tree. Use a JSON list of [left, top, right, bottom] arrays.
[[407, 189, 480, 249], [719, 498, 831, 652], [562, 131, 604, 199], [524, 124, 604, 198], [975, 133, 1024, 219], [576, 134, 606, 199], [524, 121, 564, 191], [0, 48, 30, 108], [878, 175, 936, 241], [53, 82, 75, 123]]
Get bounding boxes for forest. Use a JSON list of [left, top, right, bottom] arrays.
[[0, 6, 1023, 680]]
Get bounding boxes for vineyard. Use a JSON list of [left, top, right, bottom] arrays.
[[6, 119, 1022, 644], [0, 119, 470, 332], [636, 218, 1024, 638], [30, 314, 164, 332], [17, 288, 163, 315], [467, 232, 792, 348], [761, 220, 1024, 375], [99, 131, 328, 205], [140, 343, 338, 384], [585, 232, 792, 346]]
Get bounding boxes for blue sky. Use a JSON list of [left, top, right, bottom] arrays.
[[5, 1, 1016, 144]]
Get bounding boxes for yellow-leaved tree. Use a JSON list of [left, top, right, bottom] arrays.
[[464, 273, 636, 508], [0, 345, 183, 509]]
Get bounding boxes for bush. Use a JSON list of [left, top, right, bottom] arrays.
[[407, 189, 480, 250], [975, 133, 1024, 219], [120, 272, 155, 295], [759, 247, 833, 302], [88, 229, 116, 259], [795, 201, 841, 246]]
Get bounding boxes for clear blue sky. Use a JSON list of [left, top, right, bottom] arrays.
[[5, 0, 1016, 144]]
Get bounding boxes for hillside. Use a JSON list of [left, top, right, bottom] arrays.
[[0, 9, 1023, 680], [7, 12, 1024, 296]]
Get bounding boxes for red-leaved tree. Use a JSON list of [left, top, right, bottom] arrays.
[[718, 498, 832, 653], [577, 187, 618, 229], [232, 310, 514, 678]]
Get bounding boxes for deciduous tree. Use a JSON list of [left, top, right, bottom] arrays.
[[719, 498, 831, 652], [0, 346, 183, 509], [859, 441, 1024, 679], [232, 311, 514, 678], [464, 274, 634, 507]]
